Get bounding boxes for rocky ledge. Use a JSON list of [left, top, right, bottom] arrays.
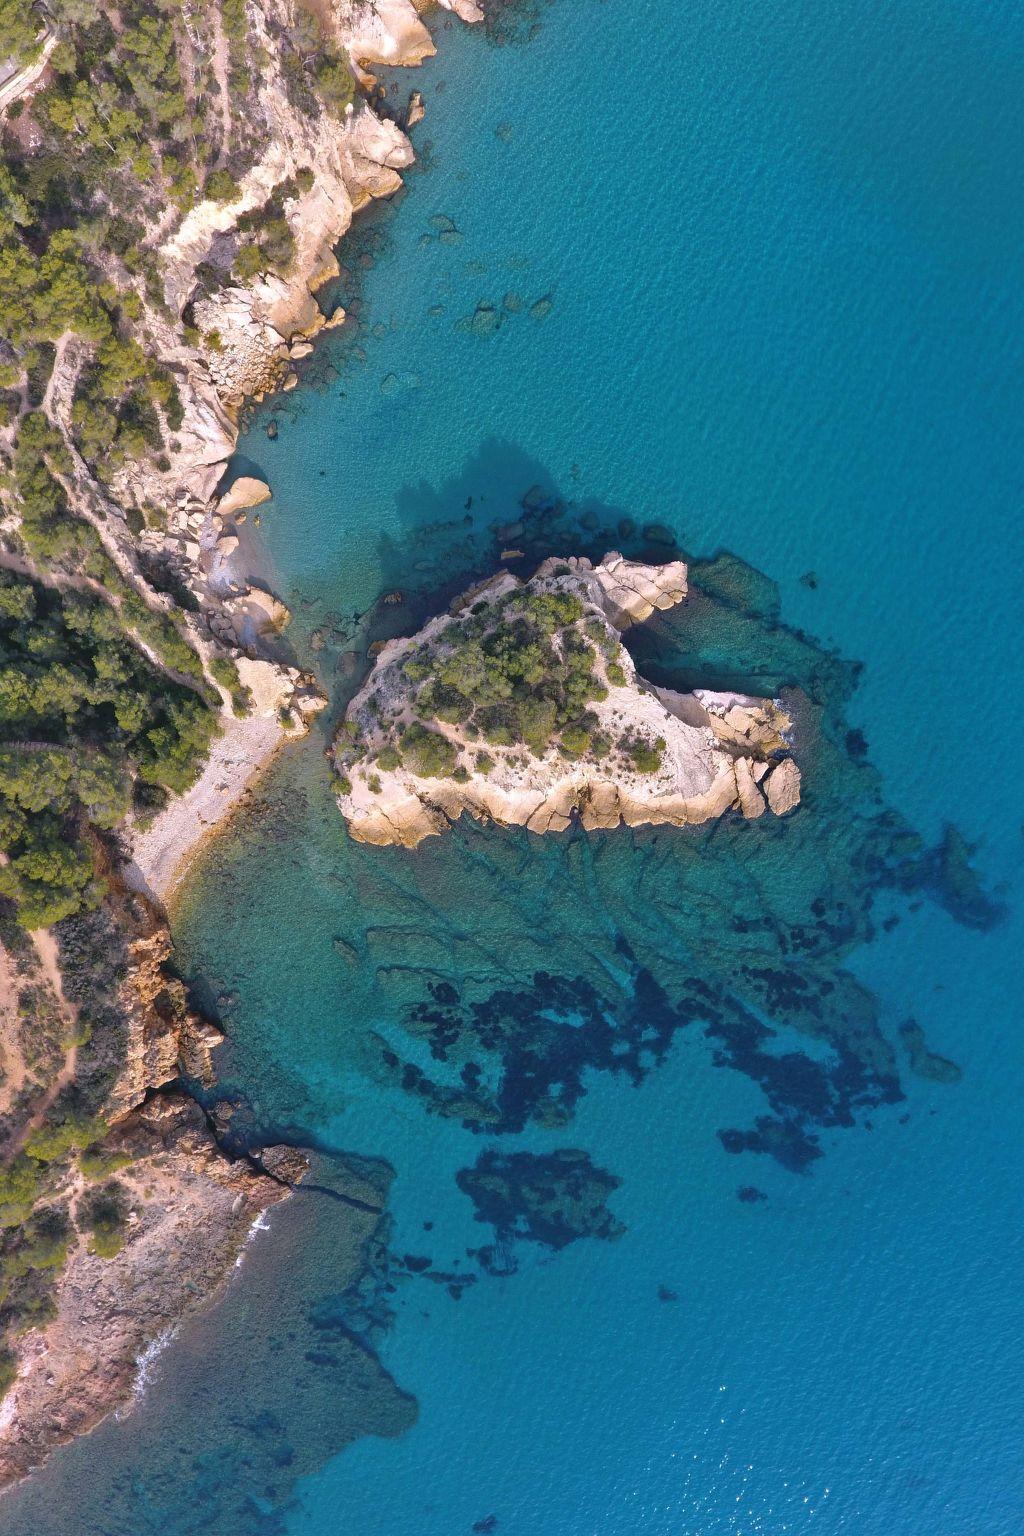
[[334, 554, 801, 847], [0, 882, 306, 1490]]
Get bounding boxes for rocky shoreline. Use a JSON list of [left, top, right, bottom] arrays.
[[335, 553, 802, 847], [0, 877, 308, 1491], [0, 0, 480, 1491]]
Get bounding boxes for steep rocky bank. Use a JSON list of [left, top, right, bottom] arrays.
[[0, 878, 307, 1490], [335, 553, 802, 847], [0, 0, 481, 1487]]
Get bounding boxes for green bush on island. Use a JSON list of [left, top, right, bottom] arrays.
[[559, 722, 592, 759], [624, 735, 666, 775], [376, 745, 402, 771], [606, 661, 626, 687], [400, 722, 458, 779], [389, 588, 608, 763], [417, 681, 472, 725]]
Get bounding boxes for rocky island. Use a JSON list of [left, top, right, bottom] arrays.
[[334, 553, 801, 847]]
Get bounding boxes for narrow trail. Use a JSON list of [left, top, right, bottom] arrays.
[[208, 3, 234, 167], [0, 927, 79, 1160]]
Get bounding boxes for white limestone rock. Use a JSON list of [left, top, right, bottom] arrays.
[[218, 477, 272, 517]]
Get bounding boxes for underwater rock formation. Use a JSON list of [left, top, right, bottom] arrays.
[[457, 1148, 624, 1273]]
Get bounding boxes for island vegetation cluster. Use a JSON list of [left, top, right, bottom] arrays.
[[337, 580, 667, 797]]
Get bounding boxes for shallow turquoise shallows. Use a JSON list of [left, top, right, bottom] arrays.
[[8, 1, 1023, 1532]]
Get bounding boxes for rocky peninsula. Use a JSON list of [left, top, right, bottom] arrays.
[[335, 554, 802, 847]]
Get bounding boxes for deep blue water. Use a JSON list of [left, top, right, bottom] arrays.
[[6, 1, 1023, 1532]]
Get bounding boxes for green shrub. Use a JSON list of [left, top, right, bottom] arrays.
[[401, 722, 457, 779], [559, 723, 591, 758], [315, 54, 355, 117], [0, 1156, 44, 1229], [0, 1347, 16, 1400], [77, 1180, 130, 1258], [24, 1111, 106, 1163], [79, 1143, 133, 1181], [625, 736, 665, 775], [205, 168, 240, 203]]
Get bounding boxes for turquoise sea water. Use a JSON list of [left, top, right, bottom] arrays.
[[7, 1, 1024, 1532]]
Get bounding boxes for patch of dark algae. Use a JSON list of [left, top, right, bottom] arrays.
[[457, 1148, 625, 1274]]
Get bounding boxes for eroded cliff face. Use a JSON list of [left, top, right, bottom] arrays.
[[76, 0, 464, 654], [0, 883, 306, 1490], [334, 554, 802, 848]]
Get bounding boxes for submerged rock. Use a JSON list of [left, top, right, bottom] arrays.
[[457, 1148, 624, 1268]]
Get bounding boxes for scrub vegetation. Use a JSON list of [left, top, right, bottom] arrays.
[[337, 581, 671, 786], [0, 2, 357, 928]]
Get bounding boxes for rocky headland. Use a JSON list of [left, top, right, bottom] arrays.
[[334, 553, 802, 847], [0, 0, 480, 1490], [0, 874, 307, 1489]]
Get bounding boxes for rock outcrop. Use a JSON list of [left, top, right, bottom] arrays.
[[334, 554, 801, 847], [0, 888, 306, 1490]]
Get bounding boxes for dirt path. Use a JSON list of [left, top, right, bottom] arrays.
[[207, 2, 234, 167], [2, 930, 79, 1155]]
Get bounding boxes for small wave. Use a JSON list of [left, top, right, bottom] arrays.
[[234, 1208, 271, 1268], [126, 1325, 180, 1409]]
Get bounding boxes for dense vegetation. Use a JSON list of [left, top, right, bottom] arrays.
[[0, 568, 216, 927], [398, 588, 611, 761], [338, 583, 669, 785], [0, 2, 365, 927], [0, 0, 41, 67]]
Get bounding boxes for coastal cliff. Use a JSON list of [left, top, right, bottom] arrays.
[[1, 0, 482, 908], [0, 0, 479, 1489], [334, 554, 802, 847], [0, 877, 306, 1489]]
